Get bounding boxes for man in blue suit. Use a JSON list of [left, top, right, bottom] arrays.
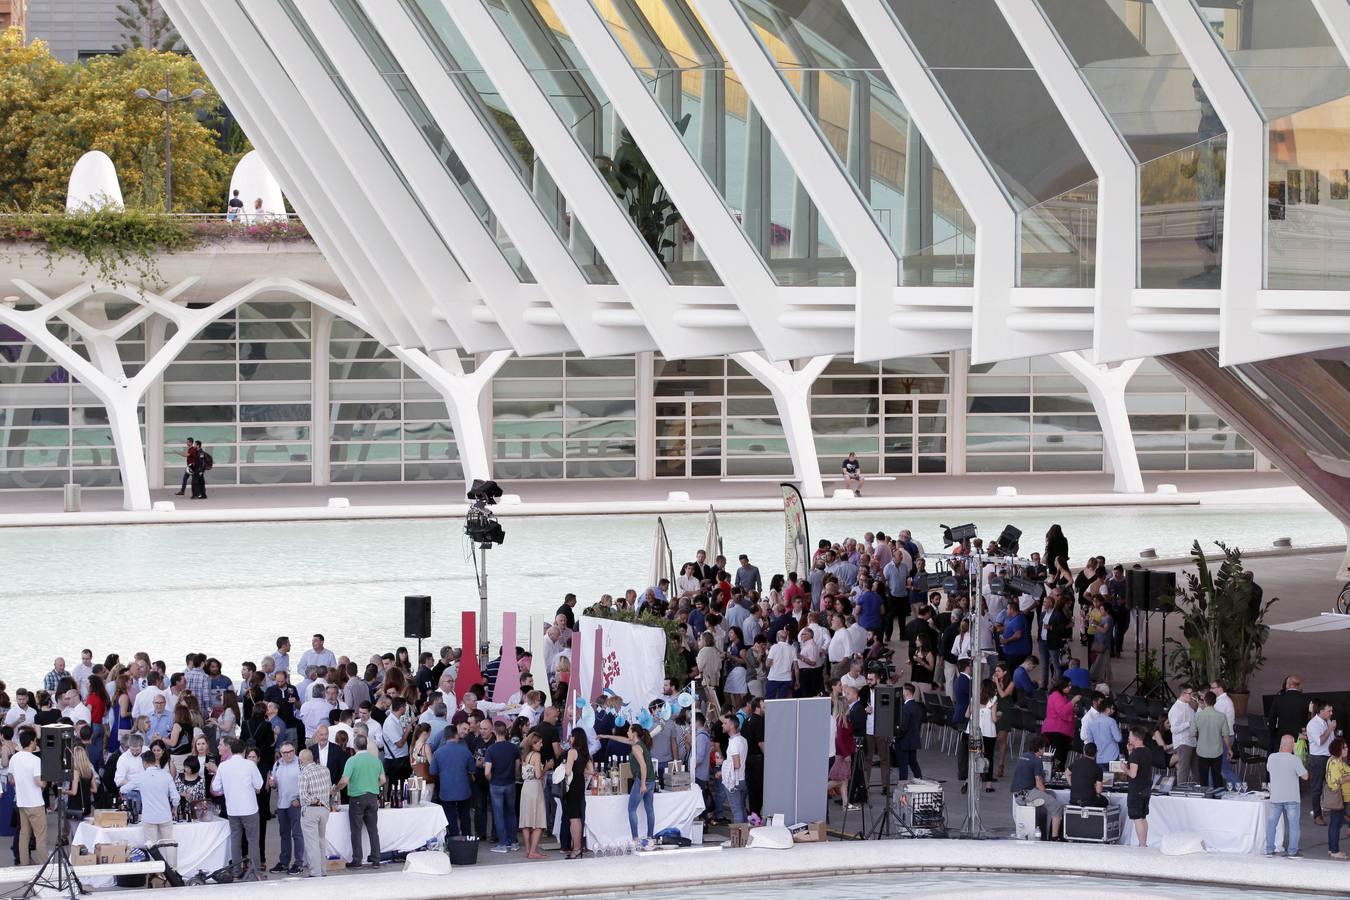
[[894, 682, 925, 781]]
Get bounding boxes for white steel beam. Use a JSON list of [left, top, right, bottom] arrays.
[[552, 0, 844, 359], [1152, 0, 1272, 366], [1000, 0, 1205, 364], [242, 0, 506, 352], [364, 3, 653, 357], [841, 0, 997, 360], [302, 1, 568, 357], [692, 0, 897, 363], [449, 0, 759, 359], [1312, 0, 1350, 68], [163, 0, 404, 349]]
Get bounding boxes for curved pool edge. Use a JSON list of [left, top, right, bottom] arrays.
[[106, 840, 1350, 899]]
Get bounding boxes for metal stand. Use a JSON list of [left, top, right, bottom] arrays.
[[471, 541, 491, 671], [839, 738, 869, 840], [19, 791, 85, 900]]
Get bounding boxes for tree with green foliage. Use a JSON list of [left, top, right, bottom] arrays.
[[113, 0, 184, 54], [0, 31, 245, 212]]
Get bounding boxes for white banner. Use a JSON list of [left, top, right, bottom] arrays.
[[577, 615, 667, 710]]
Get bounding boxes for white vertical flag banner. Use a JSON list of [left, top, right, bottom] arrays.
[[577, 616, 667, 709]]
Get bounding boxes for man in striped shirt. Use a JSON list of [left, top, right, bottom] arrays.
[[296, 749, 333, 877]]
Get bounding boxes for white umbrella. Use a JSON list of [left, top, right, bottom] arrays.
[[649, 516, 675, 590], [703, 505, 722, 562]]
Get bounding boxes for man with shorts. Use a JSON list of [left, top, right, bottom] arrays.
[[1010, 736, 1061, 839], [841, 452, 863, 496], [1124, 726, 1153, 847]]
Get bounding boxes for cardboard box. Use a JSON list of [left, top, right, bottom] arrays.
[[95, 842, 130, 864], [326, 858, 347, 872], [70, 846, 96, 867], [792, 821, 827, 843], [728, 823, 752, 848], [92, 809, 129, 828]]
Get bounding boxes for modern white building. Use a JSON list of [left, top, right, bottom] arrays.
[[2, 0, 1347, 524]]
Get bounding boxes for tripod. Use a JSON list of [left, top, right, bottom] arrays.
[[839, 738, 869, 840], [19, 788, 85, 900], [868, 783, 909, 840]]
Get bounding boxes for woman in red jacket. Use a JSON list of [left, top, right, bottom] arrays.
[[1041, 677, 1080, 772]]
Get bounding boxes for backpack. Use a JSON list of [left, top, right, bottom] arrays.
[[202, 451, 214, 471]]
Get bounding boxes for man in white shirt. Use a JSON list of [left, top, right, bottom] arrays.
[[300, 685, 335, 738], [764, 631, 798, 700], [60, 688, 91, 728], [1307, 702, 1336, 824], [297, 634, 337, 676], [827, 614, 853, 678], [715, 714, 748, 823], [72, 649, 94, 699], [4, 688, 36, 727], [271, 636, 292, 675], [840, 660, 867, 693], [114, 734, 147, 788], [1167, 686, 1198, 784], [131, 672, 169, 719], [845, 616, 869, 656], [10, 727, 46, 865], [212, 737, 264, 879], [1264, 734, 1309, 857], [123, 750, 181, 867], [1210, 678, 1238, 783]]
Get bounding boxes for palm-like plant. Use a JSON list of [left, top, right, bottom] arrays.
[[1166, 540, 1277, 693], [594, 115, 690, 267]]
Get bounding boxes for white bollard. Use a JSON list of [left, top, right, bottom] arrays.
[[832, 489, 855, 500], [327, 497, 350, 508], [667, 491, 691, 502], [996, 486, 1018, 497], [152, 501, 175, 512], [1155, 483, 1178, 495]]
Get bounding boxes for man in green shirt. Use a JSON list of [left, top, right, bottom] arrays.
[[336, 735, 385, 868], [1192, 691, 1231, 790]]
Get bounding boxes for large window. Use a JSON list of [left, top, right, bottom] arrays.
[[328, 320, 462, 483], [966, 357, 1103, 474], [493, 355, 637, 479], [0, 319, 142, 489], [811, 357, 950, 476], [654, 356, 789, 477], [163, 302, 313, 486], [1127, 358, 1253, 471]]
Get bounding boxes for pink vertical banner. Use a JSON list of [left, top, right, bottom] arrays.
[[492, 612, 520, 703], [588, 626, 604, 706], [455, 611, 482, 699], [565, 630, 582, 732]]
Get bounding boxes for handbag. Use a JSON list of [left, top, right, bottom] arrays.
[[551, 763, 568, 787], [1323, 781, 1345, 811]]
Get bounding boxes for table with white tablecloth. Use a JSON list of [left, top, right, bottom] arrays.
[[1049, 790, 1282, 855], [322, 804, 447, 862], [73, 818, 231, 886], [551, 788, 704, 847]]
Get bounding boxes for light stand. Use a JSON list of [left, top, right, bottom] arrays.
[[839, 736, 869, 840], [19, 786, 83, 900], [464, 479, 506, 671]]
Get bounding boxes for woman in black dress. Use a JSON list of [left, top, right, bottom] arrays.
[[561, 727, 593, 859], [1044, 524, 1068, 572]]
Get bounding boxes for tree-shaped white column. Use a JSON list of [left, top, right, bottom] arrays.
[[394, 347, 511, 485], [1052, 351, 1144, 494], [733, 352, 834, 498]]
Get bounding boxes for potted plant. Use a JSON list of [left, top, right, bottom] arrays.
[[1166, 540, 1277, 717], [594, 115, 690, 268]]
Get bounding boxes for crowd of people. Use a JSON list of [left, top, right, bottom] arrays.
[[0, 521, 1334, 875]]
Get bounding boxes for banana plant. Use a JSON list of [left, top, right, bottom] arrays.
[[594, 114, 690, 267]]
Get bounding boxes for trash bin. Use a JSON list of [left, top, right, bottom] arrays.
[[446, 836, 479, 866], [64, 483, 81, 512]]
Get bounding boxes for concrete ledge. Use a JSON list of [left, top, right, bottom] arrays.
[[0, 490, 1202, 529], [106, 839, 1350, 899]]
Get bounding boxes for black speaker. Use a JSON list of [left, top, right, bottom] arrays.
[[873, 684, 901, 738], [1127, 568, 1150, 611], [1148, 571, 1177, 613], [404, 594, 431, 639], [39, 723, 74, 784]]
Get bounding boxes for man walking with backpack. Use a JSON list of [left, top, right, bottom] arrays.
[[191, 440, 212, 499]]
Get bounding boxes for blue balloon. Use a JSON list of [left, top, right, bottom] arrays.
[[657, 701, 672, 721], [580, 706, 596, 728], [636, 710, 654, 730], [677, 691, 695, 709], [614, 714, 627, 726], [575, 696, 587, 708]]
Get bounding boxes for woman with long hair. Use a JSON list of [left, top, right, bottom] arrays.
[[910, 633, 937, 689], [992, 664, 1016, 778], [394, 647, 413, 674], [625, 725, 657, 845], [1044, 524, 1068, 572], [111, 673, 134, 755], [978, 679, 998, 792], [723, 626, 747, 711], [1041, 677, 1078, 771], [218, 690, 241, 741], [517, 732, 548, 859], [149, 738, 177, 778], [85, 673, 111, 769], [168, 703, 195, 756], [65, 742, 97, 836], [410, 722, 432, 781], [561, 727, 593, 859], [205, 658, 231, 714]]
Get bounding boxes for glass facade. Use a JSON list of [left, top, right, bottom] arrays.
[[1200, 0, 1350, 289], [0, 319, 142, 490], [885, 0, 1097, 288], [1127, 357, 1253, 471], [163, 301, 313, 487], [328, 319, 464, 484], [811, 357, 950, 475], [493, 354, 638, 479], [1038, 0, 1231, 289], [654, 355, 783, 477]]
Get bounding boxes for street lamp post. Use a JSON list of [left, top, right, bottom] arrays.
[[133, 73, 206, 213]]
